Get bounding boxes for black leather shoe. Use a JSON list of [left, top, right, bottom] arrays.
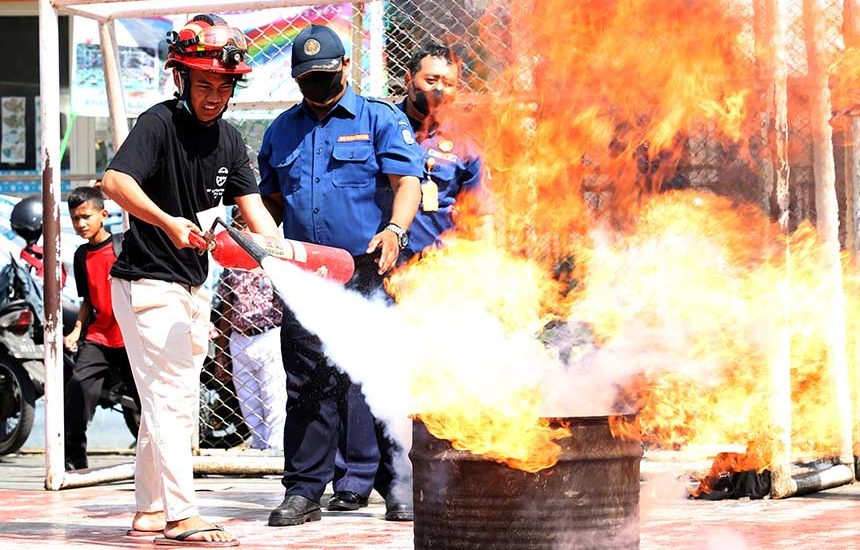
[[327, 491, 369, 511], [268, 495, 322, 526], [384, 495, 414, 522], [65, 457, 88, 471]]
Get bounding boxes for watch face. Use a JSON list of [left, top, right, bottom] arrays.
[[386, 223, 408, 249]]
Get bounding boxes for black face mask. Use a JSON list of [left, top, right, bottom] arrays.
[[410, 87, 443, 116], [298, 70, 344, 105]]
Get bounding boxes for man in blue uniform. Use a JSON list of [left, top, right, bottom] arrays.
[[398, 42, 493, 257], [359, 42, 494, 510], [259, 24, 423, 527]]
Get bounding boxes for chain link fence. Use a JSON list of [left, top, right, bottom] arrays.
[[187, 0, 519, 455], [201, 0, 512, 452], [673, 0, 848, 234], [87, 0, 854, 458]]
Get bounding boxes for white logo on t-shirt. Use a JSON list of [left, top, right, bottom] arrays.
[[216, 166, 228, 187], [207, 166, 228, 202]]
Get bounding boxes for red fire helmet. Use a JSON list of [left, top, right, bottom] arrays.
[[165, 14, 252, 75]]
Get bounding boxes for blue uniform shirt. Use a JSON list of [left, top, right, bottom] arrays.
[[397, 100, 486, 255], [259, 86, 423, 255]]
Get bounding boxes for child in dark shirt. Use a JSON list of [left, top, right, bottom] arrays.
[[63, 186, 138, 471]]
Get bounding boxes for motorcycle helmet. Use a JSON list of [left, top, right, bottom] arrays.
[[11, 196, 42, 245]]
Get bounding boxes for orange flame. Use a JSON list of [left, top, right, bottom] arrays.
[[830, 47, 860, 117], [569, 190, 860, 468], [388, 241, 571, 472], [389, 0, 860, 474]]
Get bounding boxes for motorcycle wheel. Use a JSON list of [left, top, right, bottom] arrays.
[[0, 360, 36, 455]]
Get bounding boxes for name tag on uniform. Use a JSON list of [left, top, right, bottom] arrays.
[[421, 179, 439, 212], [422, 157, 439, 212], [337, 133, 371, 142]]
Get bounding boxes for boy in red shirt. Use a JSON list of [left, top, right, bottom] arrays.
[[63, 186, 138, 471]]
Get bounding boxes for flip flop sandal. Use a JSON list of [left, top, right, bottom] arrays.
[[126, 528, 162, 537], [154, 525, 239, 547]]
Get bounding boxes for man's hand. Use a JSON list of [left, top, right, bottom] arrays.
[[366, 229, 400, 274], [64, 327, 81, 353], [162, 216, 203, 250]]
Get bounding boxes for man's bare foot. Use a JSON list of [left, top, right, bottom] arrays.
[[164, 516, 235, 543], [132, 510, 166, 532]]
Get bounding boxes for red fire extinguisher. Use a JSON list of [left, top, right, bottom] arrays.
[[190, 220, 355, 284]]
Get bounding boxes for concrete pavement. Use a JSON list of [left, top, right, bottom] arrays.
[[1, 453, 860, 549], [0, 453, 410, 550]]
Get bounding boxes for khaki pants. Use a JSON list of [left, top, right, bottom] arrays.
[[111, 278, 211, 521]]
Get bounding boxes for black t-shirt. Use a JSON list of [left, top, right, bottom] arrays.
[[108, 100, 259, 286]]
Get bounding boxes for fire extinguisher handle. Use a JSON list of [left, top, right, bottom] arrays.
[[188, 232, 208, 253]]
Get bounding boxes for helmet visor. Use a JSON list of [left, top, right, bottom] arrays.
[[196, 26, 248, 51]]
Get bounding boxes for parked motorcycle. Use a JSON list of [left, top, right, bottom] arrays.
[[0, 252, 48, 455], [0, 197, 140, 455], [0, 196, 249, 454]]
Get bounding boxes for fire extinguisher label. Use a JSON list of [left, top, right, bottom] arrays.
[[265, 238, 294, 261]]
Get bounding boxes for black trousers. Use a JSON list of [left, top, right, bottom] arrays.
[[280, 254, 400, 502], [64, 342, 139, 468]]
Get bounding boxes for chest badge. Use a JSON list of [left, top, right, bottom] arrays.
[[438, 138, 454, 153]]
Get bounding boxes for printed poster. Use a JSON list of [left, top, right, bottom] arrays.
[[71, 16, 175, 117], [1, 97, 26, 164]]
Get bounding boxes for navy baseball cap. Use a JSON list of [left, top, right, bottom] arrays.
[[291, 25, 345, 78]]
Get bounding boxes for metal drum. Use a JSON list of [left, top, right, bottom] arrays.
[[411, 415, 642, 549]]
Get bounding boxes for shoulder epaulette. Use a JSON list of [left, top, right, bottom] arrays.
[[365, 97, 400, 112], [284, 102, 303, 115]]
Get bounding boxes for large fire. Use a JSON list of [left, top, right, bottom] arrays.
[[388, 241, 571, 472], [387, 0, 860, 475]]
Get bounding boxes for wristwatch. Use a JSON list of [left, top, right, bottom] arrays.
[[384, 222, 409, 250]]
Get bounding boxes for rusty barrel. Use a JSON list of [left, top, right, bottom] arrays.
[[411, 415, 642, 549]]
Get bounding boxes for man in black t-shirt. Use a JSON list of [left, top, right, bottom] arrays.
[[100, 14, 279, 547]]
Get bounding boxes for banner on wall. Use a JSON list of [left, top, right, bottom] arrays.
[[71, 5, 385, 119], [228, 4, 387, 117], [231, 5, 354, 105]]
